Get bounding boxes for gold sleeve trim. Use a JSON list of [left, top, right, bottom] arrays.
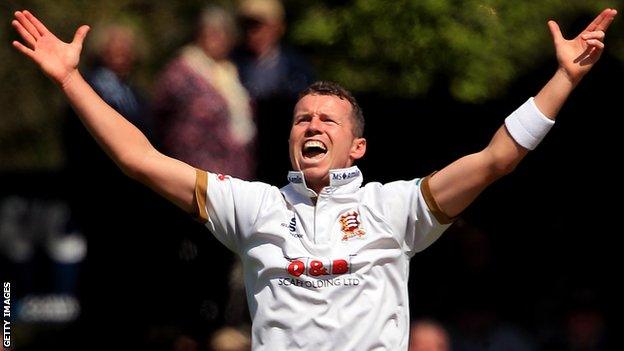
[[194, 169, 208, 223], [420, 173, 454, 225]]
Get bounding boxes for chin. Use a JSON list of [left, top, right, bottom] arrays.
[[301, 165, 329, 181]]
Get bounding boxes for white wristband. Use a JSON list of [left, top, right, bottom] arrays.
[[504, 97, 555, 150]]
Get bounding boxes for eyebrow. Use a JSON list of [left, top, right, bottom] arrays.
[[294, 112, 335, 120]]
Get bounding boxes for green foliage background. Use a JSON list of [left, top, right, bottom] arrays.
[[1, 0, 622, 170]]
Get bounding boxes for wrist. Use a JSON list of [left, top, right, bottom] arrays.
[[556, 66, 583, 88], [60, 69, 81, 92]]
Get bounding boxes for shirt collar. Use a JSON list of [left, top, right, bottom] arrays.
[[286, 166, 363, 198]]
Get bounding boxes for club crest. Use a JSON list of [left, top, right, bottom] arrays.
[[339, 210, 366, 241]]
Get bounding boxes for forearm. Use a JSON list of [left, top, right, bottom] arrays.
[[61, 70, 155, 176], [533, 68, 578, 119], [430, 126, 528, 217]]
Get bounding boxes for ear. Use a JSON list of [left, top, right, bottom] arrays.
[[350, 137, 367, 161]]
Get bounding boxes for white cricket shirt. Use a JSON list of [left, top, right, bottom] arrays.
[[195, 166, 452, 350]]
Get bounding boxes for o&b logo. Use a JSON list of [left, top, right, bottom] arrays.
[[286, 256, 352, 277]]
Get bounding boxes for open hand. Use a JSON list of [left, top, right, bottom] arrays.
[[548, 8, 617, 84], [12, 10, 90, 87]]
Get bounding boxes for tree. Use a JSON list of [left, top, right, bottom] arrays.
[[288, 0, 622, 100]]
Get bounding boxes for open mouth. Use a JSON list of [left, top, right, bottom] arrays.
[[302, 140, 327, 160]]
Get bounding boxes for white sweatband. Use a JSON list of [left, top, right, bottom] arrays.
[[504, 97, 555, 150]]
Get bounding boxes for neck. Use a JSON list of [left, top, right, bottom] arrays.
[[305, 177, 328, 195], [288, 166, 362, 200]]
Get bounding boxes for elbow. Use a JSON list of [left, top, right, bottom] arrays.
[[117, 150, 152, 181], [117, 158, 141, 180], [120, 162, 142, 180], [489, 155, 519, 179], [481, 144, 523, 180]]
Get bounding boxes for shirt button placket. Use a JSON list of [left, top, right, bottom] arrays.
[[314, 193, 330, 244]]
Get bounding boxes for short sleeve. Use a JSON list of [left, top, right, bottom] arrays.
[[381, 176, 454, 255], [193, 170, 271, 254]]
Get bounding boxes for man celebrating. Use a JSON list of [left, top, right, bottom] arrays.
[[11, 8, 616, 350]]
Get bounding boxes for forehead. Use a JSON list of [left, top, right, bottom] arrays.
[[294, 94, 352, 118]]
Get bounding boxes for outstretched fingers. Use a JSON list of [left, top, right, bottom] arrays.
[[22, 10, 50, 36], [14, 11, 40, 41], [12, 40, 36, 61], [12, 19, 36, 47], [585, 8, 618, 32]]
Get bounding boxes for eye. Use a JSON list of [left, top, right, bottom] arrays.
[[295, 115, 311, 124]]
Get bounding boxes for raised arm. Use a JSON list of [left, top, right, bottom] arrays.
[[427, 8, 617, 219], [11, 10, 198, 214]]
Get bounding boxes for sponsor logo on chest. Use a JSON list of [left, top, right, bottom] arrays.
[[279, 255, 360, 288]]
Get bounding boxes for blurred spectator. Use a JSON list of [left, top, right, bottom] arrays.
[[409, 319, 451, 351], [174, 335, 200, 351], [554, 288, 607, 351], [63, 21, 149, 190], [62, 20, 151, 220], [86, 22, 149, 136], [151, 5, 255, 179], [565, 308, 606, 351], [233, 0, 314, 100], [209, 326, 251, 351]]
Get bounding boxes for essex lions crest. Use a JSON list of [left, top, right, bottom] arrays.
[[339, 210, 366, 241]]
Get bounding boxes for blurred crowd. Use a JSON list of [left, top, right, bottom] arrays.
[[0, 1, 615, 350]]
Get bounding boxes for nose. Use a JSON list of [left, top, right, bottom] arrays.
[[305, 116, 323, 136]]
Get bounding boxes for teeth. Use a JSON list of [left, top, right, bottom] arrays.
[[304, 140, 327, 151]]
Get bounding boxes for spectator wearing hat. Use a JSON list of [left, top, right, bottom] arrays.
[[233, 0, 314, 101]]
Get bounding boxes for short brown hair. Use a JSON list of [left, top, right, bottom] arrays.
[[298, 81, 365, 137]]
